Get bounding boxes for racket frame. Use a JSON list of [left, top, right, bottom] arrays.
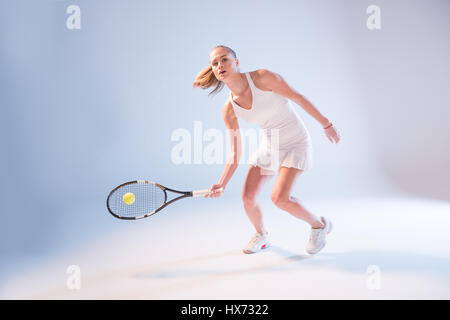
[[106, 180, 194, 220]]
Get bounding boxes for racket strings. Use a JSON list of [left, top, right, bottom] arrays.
[[109, 183, 165, 218]]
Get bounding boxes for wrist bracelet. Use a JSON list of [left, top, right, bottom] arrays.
[[323, 123, 333, 129]]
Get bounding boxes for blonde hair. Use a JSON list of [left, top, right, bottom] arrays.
[[192, 45, 237, 97]]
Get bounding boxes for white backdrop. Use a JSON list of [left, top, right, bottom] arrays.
[[1, 0, 449, 292]]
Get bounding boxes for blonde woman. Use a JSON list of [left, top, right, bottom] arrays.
[[193, 45, 341, 254]]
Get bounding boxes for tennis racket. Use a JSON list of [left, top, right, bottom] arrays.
[[106, 180, 223, 220]]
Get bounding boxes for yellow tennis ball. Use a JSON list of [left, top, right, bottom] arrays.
[[123, 192, 135, 205]]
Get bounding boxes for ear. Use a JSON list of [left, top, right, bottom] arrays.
[[235, 58, 239, 66]]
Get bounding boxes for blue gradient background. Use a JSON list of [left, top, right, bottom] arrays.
[[1, 0, 449, 284]]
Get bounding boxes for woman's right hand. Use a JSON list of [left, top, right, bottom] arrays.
[[205, 183, 225, 198]]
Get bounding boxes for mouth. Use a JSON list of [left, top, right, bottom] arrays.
[[219, 70, 226, 75]]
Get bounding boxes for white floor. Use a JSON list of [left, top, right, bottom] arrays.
[[3, 194, 450, 299]]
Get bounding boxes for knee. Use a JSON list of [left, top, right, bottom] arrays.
[[271, 192, 290, 209], [242, 192, 256, 208]]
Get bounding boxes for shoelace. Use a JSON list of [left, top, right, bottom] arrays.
[[309, 228, 322, 243], [249, 233, 263, 246]]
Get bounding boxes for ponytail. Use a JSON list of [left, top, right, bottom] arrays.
[[192, 65, 224, 97], [192, 45, 236, 97]]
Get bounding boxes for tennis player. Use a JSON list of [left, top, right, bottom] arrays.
[[193, 45, 341, 255]]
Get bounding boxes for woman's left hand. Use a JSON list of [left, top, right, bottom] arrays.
[[324, 123, 341, 144]]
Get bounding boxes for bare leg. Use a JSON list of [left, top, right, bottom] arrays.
[[270, 167, 324, 229], [242, 165, 273, 234]]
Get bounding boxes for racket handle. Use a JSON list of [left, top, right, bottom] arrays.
[[192, 187, 224, 197]]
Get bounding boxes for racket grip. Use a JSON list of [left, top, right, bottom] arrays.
[[192, 187, 224, 197]]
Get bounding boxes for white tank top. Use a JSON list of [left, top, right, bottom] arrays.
[[229, 72, 312, 146]]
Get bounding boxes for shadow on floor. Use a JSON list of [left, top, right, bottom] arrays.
[[133, 246, 450, 281]]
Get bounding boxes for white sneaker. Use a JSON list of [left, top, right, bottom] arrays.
[[243, 232, 270, 254], [306, 217, 333, 255]]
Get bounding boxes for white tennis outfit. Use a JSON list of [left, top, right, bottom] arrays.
[[229, 72, 313, 174]]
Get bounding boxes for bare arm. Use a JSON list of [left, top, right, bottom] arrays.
[[207, 99, 242, 197], [257, 69, 330, 127], [257, 69, 341, 143]]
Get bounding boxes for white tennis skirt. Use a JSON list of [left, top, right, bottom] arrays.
[[248, 120, 313, 175]]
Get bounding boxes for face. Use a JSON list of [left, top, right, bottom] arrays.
[[209, 47, 239, 80]]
